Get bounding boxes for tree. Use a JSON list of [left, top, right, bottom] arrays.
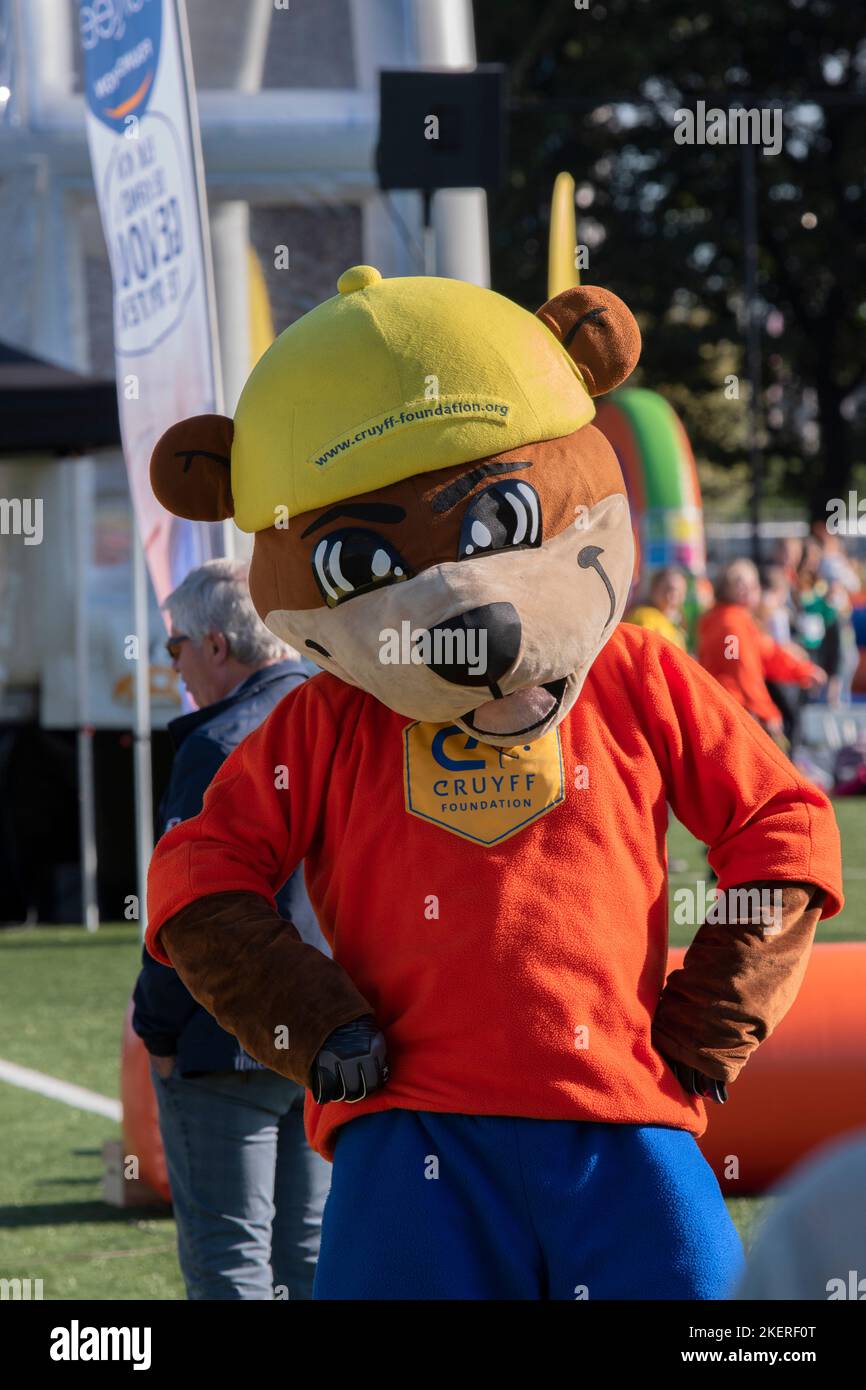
[[475, 0, 866, 519]]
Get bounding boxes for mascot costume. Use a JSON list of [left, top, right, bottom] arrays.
[[147, 266, 842, 1300]]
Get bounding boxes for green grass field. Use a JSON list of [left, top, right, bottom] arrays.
[[1, 800, 864, 1300]]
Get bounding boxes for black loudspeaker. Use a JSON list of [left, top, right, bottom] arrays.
[[377, 68, 507, 194]]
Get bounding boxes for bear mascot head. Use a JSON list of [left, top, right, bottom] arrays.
[[151, 265, 640, 746]]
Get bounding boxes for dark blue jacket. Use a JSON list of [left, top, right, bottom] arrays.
[[132, 658, 328, 1075]]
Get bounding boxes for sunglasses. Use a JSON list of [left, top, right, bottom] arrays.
[[165, 634, 191, 661]]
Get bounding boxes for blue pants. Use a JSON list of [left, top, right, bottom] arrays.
[[153, 1066, 331, 1300], [314, 1112, 744, 1300]]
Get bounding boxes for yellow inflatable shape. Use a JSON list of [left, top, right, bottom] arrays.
[[247, 246, 276, 369], [548, 171, 581, 300]]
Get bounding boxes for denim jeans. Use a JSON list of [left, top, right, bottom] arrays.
[[152, 1064, 331, 1300]]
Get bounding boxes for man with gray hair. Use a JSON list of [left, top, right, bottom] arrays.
[[133, 558, 330, 1300]]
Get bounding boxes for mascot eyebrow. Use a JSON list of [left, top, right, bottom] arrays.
[[431, 460, 533, 515], [562, 303, 608, 350], [301, 501, 407, 539], [175, 448, 230, 473]]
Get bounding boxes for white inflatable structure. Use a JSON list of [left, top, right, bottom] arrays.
[[0, 0, 489, 925]]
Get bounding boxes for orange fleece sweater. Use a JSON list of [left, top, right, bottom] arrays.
[[698, 602, 817, 725], [146, 625, 843, 1160]]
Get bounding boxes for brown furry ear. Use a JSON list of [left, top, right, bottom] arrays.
[[150, 414, 235, 521], [536, 286, 640, 397]]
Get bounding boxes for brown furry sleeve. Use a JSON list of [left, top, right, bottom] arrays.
[[158, 891, 374, 1086], [652, 881, 825, 1084]]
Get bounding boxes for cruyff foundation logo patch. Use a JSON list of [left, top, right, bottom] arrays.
[[403, 720, 564, 845], [311, 398, 512, 469]]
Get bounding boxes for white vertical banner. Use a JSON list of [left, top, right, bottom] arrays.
[[79, 0, 225, 930], [78, 0, 225, 605]]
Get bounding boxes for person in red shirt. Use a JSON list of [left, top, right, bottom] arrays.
[[145, 269, 843, 1300], [699, 558, 825, 736]]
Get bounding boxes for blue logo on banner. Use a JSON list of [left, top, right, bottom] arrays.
[[79, 0, 163, 134]]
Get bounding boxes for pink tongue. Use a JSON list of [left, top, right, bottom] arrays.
[[470, 685, 555, 735]]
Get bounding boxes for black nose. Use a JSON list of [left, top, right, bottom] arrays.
[[424, 602, 521, 689]]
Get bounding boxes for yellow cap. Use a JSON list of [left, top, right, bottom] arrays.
[[231, 269, 595, 532]]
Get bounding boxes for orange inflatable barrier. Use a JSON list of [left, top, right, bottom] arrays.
[[119, 944, 866, 1202], [668, 942, 866, 1194], [120, 1003, 171, 1203]]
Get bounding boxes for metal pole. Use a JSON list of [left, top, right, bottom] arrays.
[[175, 0, 235, 563], [422, 189, 436, 276], [174, 0, 224, 416], [412, 0, 491, 288], [741, 139, 762, 566], [131, 520, 154, 942], [73, 458, 99, 931]]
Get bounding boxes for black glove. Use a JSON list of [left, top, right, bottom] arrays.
[[664, 1056, 728, 1105], [310, 1015, 389, 1104]]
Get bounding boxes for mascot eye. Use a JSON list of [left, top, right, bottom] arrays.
[[312, 528, 411, 607], [458, 481, 542, 558]]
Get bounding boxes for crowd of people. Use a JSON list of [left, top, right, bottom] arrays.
[[626, 528, 866, 788]]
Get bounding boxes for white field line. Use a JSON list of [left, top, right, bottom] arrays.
[[0, 1057, 121, 1122]]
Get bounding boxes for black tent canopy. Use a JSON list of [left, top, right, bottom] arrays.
[[0, 341, 120, 453]]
